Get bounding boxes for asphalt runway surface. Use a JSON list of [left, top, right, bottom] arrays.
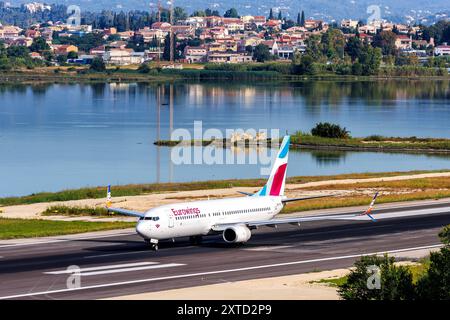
[[0, 201, 449, 300]]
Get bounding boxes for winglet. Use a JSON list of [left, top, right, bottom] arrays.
[[362, 192, 379, 221], [106, 185, 112, 209]]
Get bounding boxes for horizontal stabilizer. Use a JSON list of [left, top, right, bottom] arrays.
[[237, 191, 254, 196], [281, 195, 334, 203]]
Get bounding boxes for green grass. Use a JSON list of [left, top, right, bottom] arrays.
[[313, 276, 349, 287], [1, 169, 449, 207], [291, 132, 450, 152], [42, 205, 110, 217], [0, 218, 134, 240]]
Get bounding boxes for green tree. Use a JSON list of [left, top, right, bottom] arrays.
[[7, 45, 30, 58], [439, 225, 450, 246], [173, 7, 187, 22], [300, 10, 305, 27], [67, 51, 78, 59], [268, 8, 274, 20], [30, 37, 50, 53], [359, 45, 382, 75], [252, 43, 272, 62], [137, 63, 151, 73], [191, 10, 205, 17], [162, 33, 180, 61], [321, 28, 345, 61], [351, 62, 363, 75], [338, 255, 415, 300], [292, 54, 317, 75], [224, 8, 239, 18], [304, 35, 323, 62], [277, 10, 282, 20], [373, 30, 397, 56], [416, 225, 450, 299], [311, 122, 350, 139], [345, 36, 363, 62], [90, 57, 106, 71], [0, 43, 10, 70], [56, 54, 67, 64]]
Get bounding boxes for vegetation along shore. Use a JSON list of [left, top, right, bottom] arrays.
[[154, 122, 450, 154]]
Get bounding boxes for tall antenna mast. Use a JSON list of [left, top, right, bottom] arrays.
[[169, 0, 174, 63], [157, 0, 161, 22]]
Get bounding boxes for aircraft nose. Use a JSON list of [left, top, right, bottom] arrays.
[[136, 222, 150, 238]]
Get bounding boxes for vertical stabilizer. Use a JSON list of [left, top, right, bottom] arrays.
[[255, 135, 290, 197]]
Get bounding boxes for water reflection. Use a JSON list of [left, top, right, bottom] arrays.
[[0, 80, 449, 197], [308, 150, 347, 166]]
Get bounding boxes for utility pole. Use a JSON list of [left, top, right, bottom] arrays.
[[157, 0, 161, 23], [156, 0, 161, 64], [169, 0, 174, 63], [156, 84, 161, 183]]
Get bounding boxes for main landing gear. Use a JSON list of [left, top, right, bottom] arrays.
[[189, 235, 203, 245], [145, 239, 159, 251]]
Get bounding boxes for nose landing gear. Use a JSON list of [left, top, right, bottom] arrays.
[[144, 239, 159, 251]]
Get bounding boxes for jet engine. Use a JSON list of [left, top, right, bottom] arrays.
[[222, 225, 252, 243]]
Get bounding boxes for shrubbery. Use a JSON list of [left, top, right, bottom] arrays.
[[338, 225, 450, 300], [137, 63, 151, 73], [89, 57, 106, 72], [338, 255, 415, 300], [311, 122, 351, 139]]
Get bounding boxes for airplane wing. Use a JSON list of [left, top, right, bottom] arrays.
[[106, 207, 145, 218], [211, 212, 371, 231], [212, 193, 380, 231], [105, 185, 145, 218], [237, 191, 334, 202], [281, 195, 334, 203]]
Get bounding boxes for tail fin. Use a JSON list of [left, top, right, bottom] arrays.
[[255, 135, 290, 197]]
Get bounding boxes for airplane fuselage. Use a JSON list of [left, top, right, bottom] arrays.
[[135, 196, 284, 242]]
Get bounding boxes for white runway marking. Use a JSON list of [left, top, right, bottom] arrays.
[[77, 263, 185, 276], [84, 250, 151, 259], [45, 262, 158, 275], [244, 245, 293, 251], [1, 243, 442, 300], [0, 232, 136, 249]]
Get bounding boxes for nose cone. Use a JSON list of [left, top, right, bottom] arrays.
[[136, 222, 150, 239]]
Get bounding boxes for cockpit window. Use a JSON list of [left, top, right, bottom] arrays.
[[142, 216, 160, 221]]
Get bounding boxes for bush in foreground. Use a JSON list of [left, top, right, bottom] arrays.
[[338, 225, 450, 300], [338, 254, 415, 300], [415, 225, 450, 299]]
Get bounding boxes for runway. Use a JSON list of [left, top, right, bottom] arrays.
[[0, 200, 449, 300]]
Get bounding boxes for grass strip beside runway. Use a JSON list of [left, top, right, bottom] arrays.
[[1, 170, 448, 207], [0, 218, 134, 239]]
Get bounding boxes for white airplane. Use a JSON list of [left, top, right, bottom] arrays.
[[107, 136, 379, 250]]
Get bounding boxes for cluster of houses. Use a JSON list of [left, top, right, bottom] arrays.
[[0, 14, 449, 66]]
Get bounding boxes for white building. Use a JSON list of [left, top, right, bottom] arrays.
[[103, 49, 144, 65], [434, 44, 450, 56], [341, 19, 358, 29]]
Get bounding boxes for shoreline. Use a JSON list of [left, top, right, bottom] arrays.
[[154, 138, 450, 154], [0, 69, 448, 85]]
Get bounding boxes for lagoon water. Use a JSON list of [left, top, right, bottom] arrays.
[[0, 80, 449, 197]]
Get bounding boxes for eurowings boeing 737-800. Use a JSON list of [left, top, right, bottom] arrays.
[[106, 136, 379, 250]]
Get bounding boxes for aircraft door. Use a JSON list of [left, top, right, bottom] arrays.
[[166, 209, 175, 228]]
